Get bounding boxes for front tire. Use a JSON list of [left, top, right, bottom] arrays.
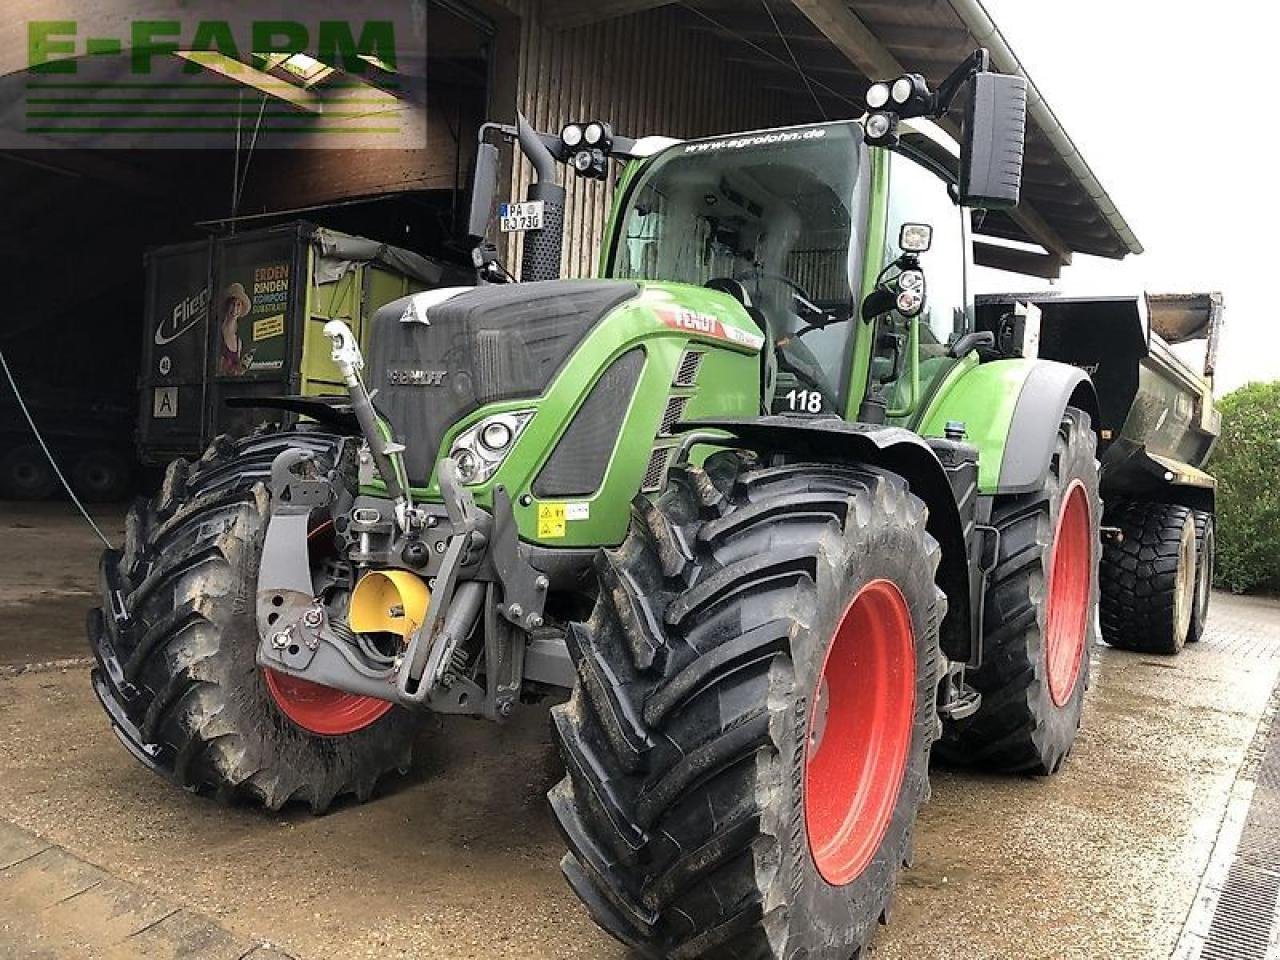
[[550, 454, 945, 959], [88, 431, 418, 812], [936, 407, 1101, 774]]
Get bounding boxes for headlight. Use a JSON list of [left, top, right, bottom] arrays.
[[448, 411, 534, 486], [480, 420, 513, 451]]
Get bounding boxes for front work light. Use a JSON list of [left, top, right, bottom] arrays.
[[895, 270, 926, 317], [449, 411, 535, 486], [899, 223, 933, 253], [866, 82, 890, 109]]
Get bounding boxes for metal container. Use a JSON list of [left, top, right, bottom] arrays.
[[975, 291, 1222, 500], [137, 221, 469, 464]]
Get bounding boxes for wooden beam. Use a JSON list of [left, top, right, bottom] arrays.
[[973, 240, 1062, 280], [1005, 202, 1073, 266], [542, 0, 676, 30], [788, 0, 902, 79]]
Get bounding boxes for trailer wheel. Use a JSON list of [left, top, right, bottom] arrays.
[[550, 454, 946, 959], [88, 431, 417, 812], [72, 448, 132, 502], [936, 407, 1101, 775], [1187, 511, 1215, 643], [1100, 501, 1198, 654], [0, 443, 57, 500]]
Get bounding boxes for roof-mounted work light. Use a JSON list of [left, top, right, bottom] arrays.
[[560, 120, 613, 180], [863, 52, 996, 150], [891, 74, 931, 113], [864, 111, 898, 148], [866, 82, 891, 109], [583, 121, 612, 151], [561, 123, 584, 148]]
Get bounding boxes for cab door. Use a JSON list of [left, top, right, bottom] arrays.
[[870, 147, 973, 424]]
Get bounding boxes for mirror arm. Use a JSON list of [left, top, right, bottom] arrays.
[[931, 48, 991, 117]]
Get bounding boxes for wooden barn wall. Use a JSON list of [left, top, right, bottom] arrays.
[[493, 1, 818, 278]]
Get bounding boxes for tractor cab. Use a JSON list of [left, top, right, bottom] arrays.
[[606, 122, 867, 417], [601, 118, 976, 425]]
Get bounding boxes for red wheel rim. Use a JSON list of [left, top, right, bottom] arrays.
[[1045, 481, 1091, 707], [263, 519, 395, 736], [804, 579, 916, 886], [264, 669, 393, 736]]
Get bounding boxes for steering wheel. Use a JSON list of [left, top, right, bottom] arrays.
[[733, 271, 823, 317]]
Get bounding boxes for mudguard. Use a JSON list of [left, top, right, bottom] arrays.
[[997, 362, 1100, 495], [225, 395, 359, 433], [681, 417, 973, 663], [918, 358, 1099, 497]]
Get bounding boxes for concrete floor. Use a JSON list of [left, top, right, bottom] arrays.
[[1, 501, 1279, 959]]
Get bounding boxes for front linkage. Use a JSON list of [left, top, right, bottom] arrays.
[[255, 323, 553, 722]]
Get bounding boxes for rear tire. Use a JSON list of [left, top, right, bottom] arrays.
[[1099, 501, 1197, 655], [550, 454, 946, 959], [1187, 511, 1215, 644], [936, 407, 1101, 775], [0, 443, 57, 499], [88, 431, 417, 812]]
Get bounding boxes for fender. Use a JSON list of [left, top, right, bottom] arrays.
[[918, 359, 1100, 496], [225, 395, 359, 433], [682, 417, 973, 663]]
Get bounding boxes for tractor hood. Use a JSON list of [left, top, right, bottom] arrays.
[[368, 280, 640, 486]]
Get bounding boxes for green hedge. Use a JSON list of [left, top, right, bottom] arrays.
[[1210, 380, 1280, 594]]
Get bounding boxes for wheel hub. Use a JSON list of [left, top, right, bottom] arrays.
[[1045, 481, 1091, 706], [804, 578, 916, 886]]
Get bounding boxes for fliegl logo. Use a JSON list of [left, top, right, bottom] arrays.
[[9, 5, 424, 150], [156, 287, 210, 346]]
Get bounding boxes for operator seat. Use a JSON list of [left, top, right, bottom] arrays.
[[705, 278, 775, 414]]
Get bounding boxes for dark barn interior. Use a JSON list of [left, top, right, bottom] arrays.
[[0, 1, 490, 498]]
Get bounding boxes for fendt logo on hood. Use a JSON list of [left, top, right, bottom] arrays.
[[155, 288, 210, 345], [388, 368, 448, 387]]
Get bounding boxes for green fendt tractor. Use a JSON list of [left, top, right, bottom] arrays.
[[88, 51, 1216, 958]]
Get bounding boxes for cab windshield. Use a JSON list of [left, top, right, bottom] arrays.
[[608, 123, 870, 412]]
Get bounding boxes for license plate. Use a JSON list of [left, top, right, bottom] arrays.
[[499, 201, 545, 233]]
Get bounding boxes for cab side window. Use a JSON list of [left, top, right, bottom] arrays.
[[884, 151, 969, 348]]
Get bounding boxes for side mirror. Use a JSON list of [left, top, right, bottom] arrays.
[[466, 141, 500, 240], [960, 72, 1027, 210]]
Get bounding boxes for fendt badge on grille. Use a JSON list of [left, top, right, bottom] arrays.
[[387, 368, 448, 387]]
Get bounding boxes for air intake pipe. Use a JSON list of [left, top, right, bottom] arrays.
[[516, 112, 566, 283]]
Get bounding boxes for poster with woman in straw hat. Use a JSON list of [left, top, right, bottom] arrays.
[[217, 282, 254, 376]]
